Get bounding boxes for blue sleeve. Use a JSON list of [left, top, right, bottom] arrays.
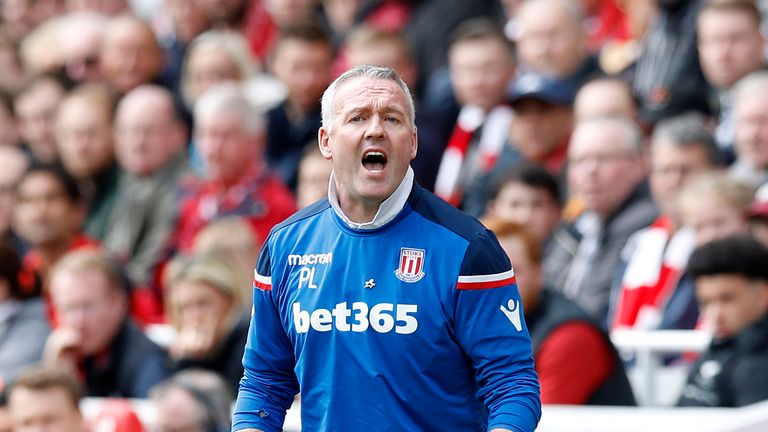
[[232, 239, 300, 432], [452, 229, 541, 432]]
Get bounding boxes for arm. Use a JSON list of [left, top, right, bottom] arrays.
[[453, 230, 541, 432], [232, 240, 300, 432]]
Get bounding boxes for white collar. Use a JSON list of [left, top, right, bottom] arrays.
[[328, 167, 414, 230]]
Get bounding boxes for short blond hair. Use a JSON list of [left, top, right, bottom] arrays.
[[50, 248, 124, 295]]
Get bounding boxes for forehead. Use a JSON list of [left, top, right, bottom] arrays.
[[51, 268, 111, 299], [570, 121, 631, 154], [696, 273, 751, 295], [18, 172, 65, 194], [332, 77, 409, 115]]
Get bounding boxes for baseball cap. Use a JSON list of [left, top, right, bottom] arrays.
[[507, 72, 576, 107]]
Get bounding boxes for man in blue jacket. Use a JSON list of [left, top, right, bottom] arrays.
[[233, 64, 541, 432]]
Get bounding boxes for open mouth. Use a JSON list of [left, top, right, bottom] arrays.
[[362, 150, 387, 172]]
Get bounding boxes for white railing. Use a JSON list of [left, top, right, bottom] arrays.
[[610, 329, 711, 406]]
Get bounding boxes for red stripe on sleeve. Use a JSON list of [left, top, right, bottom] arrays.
[[456, 275, 517, 290], [253, 278, 272, 291]]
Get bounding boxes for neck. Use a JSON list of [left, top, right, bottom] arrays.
[[337, 190, 382, 224]]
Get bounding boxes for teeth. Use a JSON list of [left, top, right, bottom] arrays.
[[365, 151, 384, 157]]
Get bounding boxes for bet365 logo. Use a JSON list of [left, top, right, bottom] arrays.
[[293, 301, 418, 334]]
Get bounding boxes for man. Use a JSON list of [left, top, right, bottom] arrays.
[[233, 65, 541, 431], [546, 116, 657, 323], [105, 85, 189, 287], [99, 14, 167, 95], [729, 71, 768, 187], [434, 18, 516, 208], [266, 22, 333, 191], [13, 164, 98, 286], [612, 113, 723, 330], [55, 84, 119, 240], [678, 235, 768, 407], [486, 219, 635, 405], [462, 72, 575, 218], [485, 164, 562, 250], [12, 74, 66, 164], [7, 365, 85, 432], [515, 0, 601, 88], [171, 83, 295, 253], [697, 0, 765, 153], [43, 249, 170, 397], [151, 370, 234, 432]]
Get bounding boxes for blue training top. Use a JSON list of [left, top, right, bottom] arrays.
[[233, 180, 541, 432]]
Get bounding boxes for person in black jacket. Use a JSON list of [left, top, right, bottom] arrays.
[[678, 234, 768, 407], [486, 218, 635, 405]]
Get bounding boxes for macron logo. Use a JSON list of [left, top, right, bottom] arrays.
[[287, 252, 333, 266], [500, 299, 522, 332]]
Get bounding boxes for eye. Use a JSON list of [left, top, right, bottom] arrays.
[[385, 116, 401, 123], [350, 115, 365, 122]]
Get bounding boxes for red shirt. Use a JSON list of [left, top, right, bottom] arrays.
[[172, 163, 296, 253], [536, 322, 615, 404]]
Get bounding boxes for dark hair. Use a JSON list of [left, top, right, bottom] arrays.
[[687, 234, 768, 281], [490, 163, 561, 205], [0, 241, 41, 299], [274, 21, 331, 49], [8, 365, 83, 409], [651, 111, 724, 167], [19, 162, 82, 204]]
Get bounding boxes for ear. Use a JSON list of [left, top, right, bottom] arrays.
[[410, 126, 418, 161], [318, 127, 333, 160]]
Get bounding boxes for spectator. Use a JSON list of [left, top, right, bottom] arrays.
[[698, 0, 765, 154], [105, 85, 189, 288], [7, 365, 85, 432], [433, 18, 516, 207], [99, 14, 166, 95], [193, 216, 260, 303], [515, 0, 602, 88], [730, 71, 768, 187], [485, 164, 562, 251], [295, 144, 332, 209], [612, 113, 724, 331], [266, 22, 333, 190], [164, 253, 249, 395], [632, 0, 710, 126], [678, 172, 753, 246], [55, 84, 119, 241], [43, 249, 170, 397], [0, 145, 28, 254], [171, 83, 295, 253], [486, 219, 635, 405], [150, 369, 234, 432], [0, 241, 49, 388], [180, 29, 284, 113], [546, 116, 657, 323], [574, 76, 638, 123], [13, 74, 67, 164], [678, 235, 768, 407], [12, 164, 98, 288], [465, 73, 575, 218]]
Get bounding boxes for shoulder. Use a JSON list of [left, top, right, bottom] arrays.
[[408, 184, 488, 242], [270, 199, 331, 236]]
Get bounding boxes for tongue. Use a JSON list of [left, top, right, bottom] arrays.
[[363, 161, 385, 172]]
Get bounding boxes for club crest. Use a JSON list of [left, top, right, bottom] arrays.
[[395, 248, 425, 283]]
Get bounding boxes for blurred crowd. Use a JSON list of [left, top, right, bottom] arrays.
[[2, 0, 768, 430]]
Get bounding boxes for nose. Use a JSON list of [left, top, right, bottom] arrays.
[[364, 116, 385, 139]]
